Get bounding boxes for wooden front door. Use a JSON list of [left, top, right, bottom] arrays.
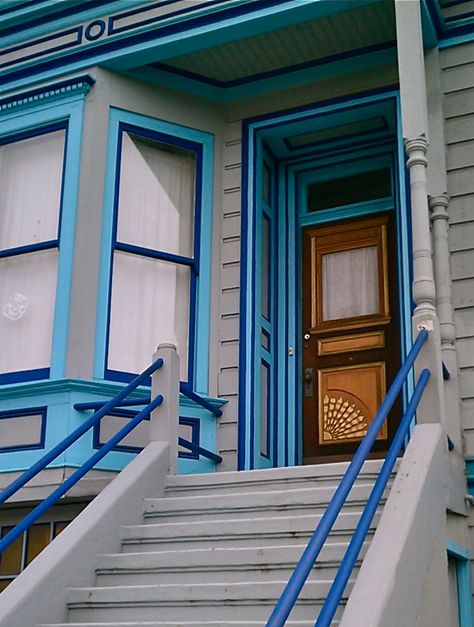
[[302, 215, 400, 463]]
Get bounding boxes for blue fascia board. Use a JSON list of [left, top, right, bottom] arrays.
[[1, 0, 379, 93], [0, 1, 145, 42]]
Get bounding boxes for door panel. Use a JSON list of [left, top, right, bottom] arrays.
[[302, 215, 399, 463]]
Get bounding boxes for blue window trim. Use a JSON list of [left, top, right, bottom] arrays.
[[0, 406, 47, 453], [95, 107, 214, 395], [0, 88, 87, 384], [239, 88, 411, 470], [178, 416, 201, 460], [447, 541, 473, 627], [92, 407, 150, 454]]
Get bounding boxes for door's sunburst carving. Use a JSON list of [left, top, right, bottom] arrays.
[[322, 395, 368, 442]]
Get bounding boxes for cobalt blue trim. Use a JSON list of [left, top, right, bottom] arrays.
[[0, 356, 164, 505], [115, 242, 196, 269], [92, 407, 150, 454], [0, 407, 47, 453], [0, 393, 164, 557], [238, 118, 250, 471], [180, 383, 222, 417], [0, 0, 119, 37], [178, 436, 222, 464], [0, 240, 58, 259], [108, 0, 239, 35], [74, 397, 151, 411], [0, 121, 67, 146], [178, 416, 200, 460], [0, 369, 50, 385], [84, 19, 106, 42], [154, 40, 397, 89], [0, 26, 84, 70]]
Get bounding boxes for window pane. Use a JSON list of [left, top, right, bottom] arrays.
[[260, 361, 269, 457], [0, 250, 57, 373], [117, 133, 195, 257], [322, 246, 379, 321], [108, 251, 190, 379], [26, 524, 50, 565], [0, 527, 22, 576], [0, 130, 64, 250], [261, 215, 270, 320], [308, 168, 391, 212]]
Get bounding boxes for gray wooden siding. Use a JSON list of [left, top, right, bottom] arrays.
[[441, 41, 474, 456], [217, 121, 242, 470]]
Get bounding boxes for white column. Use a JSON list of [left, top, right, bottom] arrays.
[[150, 343, 180, 474], [396, 0, 445, 427]]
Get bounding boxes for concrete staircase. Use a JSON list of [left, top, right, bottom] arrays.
[[39, 460, 388, 627]]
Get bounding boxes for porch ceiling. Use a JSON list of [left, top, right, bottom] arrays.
[[151, 0, 396, 87]]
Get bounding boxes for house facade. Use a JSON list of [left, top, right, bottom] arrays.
[[1, 0, 474, 622]]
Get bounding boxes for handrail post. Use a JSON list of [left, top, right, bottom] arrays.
[[413, 314, 446, 429], [150, 343, 180, 474]]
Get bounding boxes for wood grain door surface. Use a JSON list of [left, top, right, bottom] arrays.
[[302, 215, 400, 464]]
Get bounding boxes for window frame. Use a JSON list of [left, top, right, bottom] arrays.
[[96, 108, 214, 394], [0, 92, 86, 384]]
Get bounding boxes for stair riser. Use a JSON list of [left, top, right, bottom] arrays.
[[41, 622, 340, 627], [149, 483, 383, 516], [96, 541, 369, 572], [120, 530, 372, 552], [67, 602, 345, 623], [95, 563, 357, 585], [143, 501, 370, 524]]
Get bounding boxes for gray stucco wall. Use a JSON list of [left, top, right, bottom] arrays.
[[441, 42, 474, 454]]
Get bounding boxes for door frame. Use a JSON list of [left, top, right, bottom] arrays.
[[239, 89, 413, 470]]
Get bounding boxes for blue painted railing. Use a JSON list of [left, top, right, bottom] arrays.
[[266, 329, 430, 627], [0, 356, 222, 557]]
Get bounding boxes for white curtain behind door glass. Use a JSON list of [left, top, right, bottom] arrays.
[[108, 252, 190, 379], [0, 131, 64, 250], [322, 246, 379, 321], [116, 133, 195, 257]]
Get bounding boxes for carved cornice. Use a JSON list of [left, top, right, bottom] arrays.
[[0, 75, 94, 116]]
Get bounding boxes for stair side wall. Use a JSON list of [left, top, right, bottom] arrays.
[[0, 441, 170, 627]]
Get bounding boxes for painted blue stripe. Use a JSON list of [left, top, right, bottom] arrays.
[[0, 240, 57, 259], [115, 242, 196, 269]]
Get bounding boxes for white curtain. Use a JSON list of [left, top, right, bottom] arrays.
[[0, 130, 64, 250], [108, 252, 190, 380], [322, 245, 379, 321], [108, 132, 196, 378], [116, 133, 195, 256], [0, 250, 58, 373]]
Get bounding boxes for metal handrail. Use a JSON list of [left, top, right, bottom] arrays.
[[266, 328, 429, 626], [180, 382, 223, 417], [315, 368, 430, 627], [0, 356, 164, 505], [178, 437, 223, 464], [0, 394, 163, 556]]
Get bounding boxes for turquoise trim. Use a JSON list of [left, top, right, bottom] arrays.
[[439, 31, 474, 48], [447, 541, 473, 627], [0, 377, 224, 473], [0, 81, 91, 382], [94, 107, 214, 394], [242, 89, 411, 469]]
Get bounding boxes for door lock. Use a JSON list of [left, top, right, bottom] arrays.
[[304, 333, 311, 341], [304, 368, 314, 397]]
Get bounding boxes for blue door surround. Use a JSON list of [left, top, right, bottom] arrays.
[[239, 89, 412, 471]]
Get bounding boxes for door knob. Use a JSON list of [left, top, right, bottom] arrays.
[[304, 333, 311, 341]]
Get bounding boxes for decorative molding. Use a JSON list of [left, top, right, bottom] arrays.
[[0, 75, 94, 116], [321, 395, 368, 442]]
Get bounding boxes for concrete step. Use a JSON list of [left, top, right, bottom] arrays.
[[66, 580, 351, 622], [121, 510, 379, 551], [40, 622, 340, 626], [164, 460, 386, 496], [144, 483, 386, 522], [95, 542, 367, 586]]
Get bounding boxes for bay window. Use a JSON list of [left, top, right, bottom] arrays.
[[103, 115, 212, 389], [0, 126, 65, 380]]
